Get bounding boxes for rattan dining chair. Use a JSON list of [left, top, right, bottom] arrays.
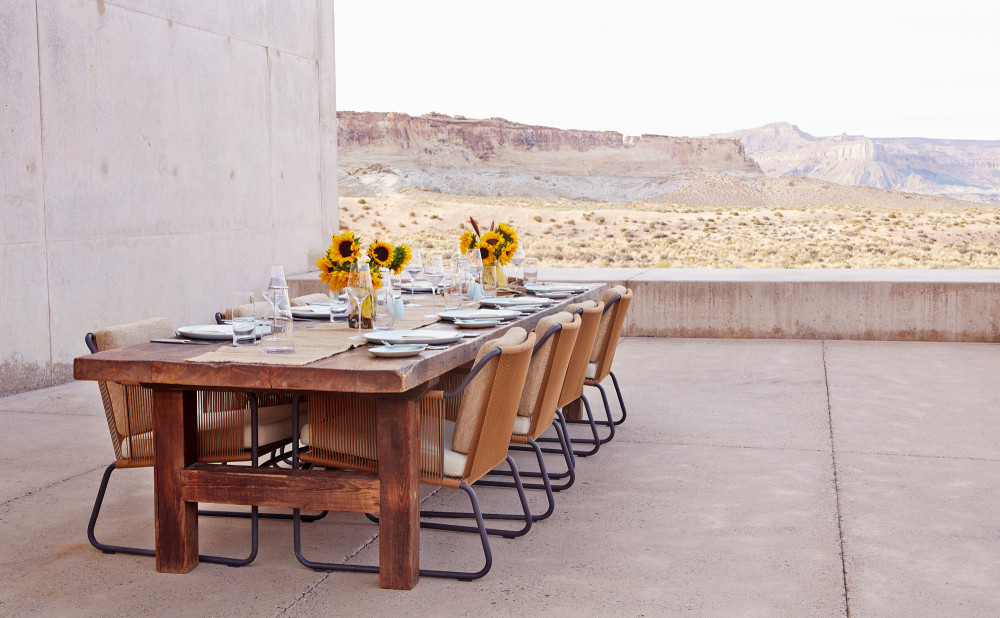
[[476, 311, 581, 517], [583, 286, 633, 443], [85, 318, 298, 567], [292, 327, 536, 580], [540, 299, 607, 458]]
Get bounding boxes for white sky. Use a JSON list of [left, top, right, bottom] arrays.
[[334, 0, 1000, 141]]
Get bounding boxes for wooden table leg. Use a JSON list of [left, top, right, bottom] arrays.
[[153, 389, 199, 573], [563, 396, 584, 421], [375, 397, 420, 589]]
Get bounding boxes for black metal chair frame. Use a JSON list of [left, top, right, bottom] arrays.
[[85, 332, 325, 568], [291, 346, 533, 581]]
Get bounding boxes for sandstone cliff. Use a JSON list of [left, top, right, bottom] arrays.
[[716, 123, 1000, 203], [338, 111, 760, 201]]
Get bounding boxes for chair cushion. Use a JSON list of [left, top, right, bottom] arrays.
[[92, 318, 174, 352], [512, 414, 531, 436], [242, 403, 296, 448], [586, 362, 596, 380], [518, 312, 574, 418], [451, 327, 529, 454]]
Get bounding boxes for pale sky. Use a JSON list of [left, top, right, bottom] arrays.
[[334, 0, 1000, 141]]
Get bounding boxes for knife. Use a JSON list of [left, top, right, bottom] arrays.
[[150, 338, 214, 345]]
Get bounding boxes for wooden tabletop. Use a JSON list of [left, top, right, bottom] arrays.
[[74, 285, 605, 395]]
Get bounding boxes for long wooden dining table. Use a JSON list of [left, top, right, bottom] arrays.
[[73, 284, 604, 589]]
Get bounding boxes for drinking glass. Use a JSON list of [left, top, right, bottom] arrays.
[[424, 254, 444, 307], [442, 274, 463, 310], [346, 260, 373, 341], [522, 257, 539, 285], [374, 268, 395, 330], [466, 249, 482, 299], [403, 249, 423, 307], [512, 247, 525, 268], [231, 292, 256, 346]]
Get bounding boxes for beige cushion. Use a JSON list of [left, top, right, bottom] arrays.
[[591, 286, 629, 363], [512, 414, 530, 436], [223, 301, 272, 320], [291, 293, 331, 307], [451, 327, 529, 454], [586, 362, 597, 380], [92, 318, 173, 352], [518, 312, 574, 417], [566, 300, 598, 313]]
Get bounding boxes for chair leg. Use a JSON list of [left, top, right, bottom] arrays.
[[538, 395, 602, 457], [373, 456, 533, 538], [484, 421, 576, 492], [475, 440, 555, 520], [293, 481, 495, 581], [88, 462, 259, 566], [609, 370, 628, 425]]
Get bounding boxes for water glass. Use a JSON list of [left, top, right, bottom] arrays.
[[522, 257, 539, 285], [231, 292, 256, 346], [442, 275, 463, 310], [374, 268, 395, 330]]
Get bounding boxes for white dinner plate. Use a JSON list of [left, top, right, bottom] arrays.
[[368, 344, 426, 358], [526, 283, 589, 294], [399, 281, 434, 293], [291, 305, 344, 319], [532, 290, 576, 299], [364, 330, 463, 345], [453, 318, 502, 329], [480, 296, 555, 308], [177, 324, 272, 341], [436, 309, 520, 321]]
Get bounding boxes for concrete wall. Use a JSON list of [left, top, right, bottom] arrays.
[[1, 0, 337, 395], [288, 268, 1000, 343]]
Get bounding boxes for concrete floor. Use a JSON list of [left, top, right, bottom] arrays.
[[2, 338, 999, 617]]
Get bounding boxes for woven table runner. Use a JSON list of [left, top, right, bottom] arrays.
[[186, 296, 447, 367]]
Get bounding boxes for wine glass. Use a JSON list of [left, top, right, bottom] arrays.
[[346, 259, 373, 341], [466, 248, 483, 300], [511, 247, 525, 268], [403, 249, 423, 307], [423, 254, 445, 312]]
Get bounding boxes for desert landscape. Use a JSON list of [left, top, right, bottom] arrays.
[[335, 112, 1000, 269]]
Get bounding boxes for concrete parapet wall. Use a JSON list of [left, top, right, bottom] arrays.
[[541, 268, 1000, 342]]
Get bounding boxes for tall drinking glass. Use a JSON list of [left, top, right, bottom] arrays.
[[466, 249, 482, 300], [403, 249, 423, 307], [423, 253, 444, 315], [346, 260, 373, 341]]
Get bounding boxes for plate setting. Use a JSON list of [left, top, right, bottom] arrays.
[[479, 296, 555, 308], [291, 305, 346, 319], [436, 309, 520, 321], [368, 344, 426, 358], [363, 330, 463, 346], [176, 324, 271, 341], [453, 318, 502, 329]]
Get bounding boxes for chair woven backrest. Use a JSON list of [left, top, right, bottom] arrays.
[[90, 318, 249, 466], [519, 312, 581, 440], [557, 300, 605, 409], [290, 293, 330, 306], [461, 330, 536, 484], [222, 301, 273, 320], [590, 286, 633, 382]]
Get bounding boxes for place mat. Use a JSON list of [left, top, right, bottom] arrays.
[[186, 297, 444, 367]]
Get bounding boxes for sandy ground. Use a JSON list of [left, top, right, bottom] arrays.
[[335, 185, 1000, 269]]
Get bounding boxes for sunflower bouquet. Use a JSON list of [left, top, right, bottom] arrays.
[[459, 218, 519, 266], [459, 218, 519, 292], [317, 230, 411, 291], [318, 230, 411, 328]]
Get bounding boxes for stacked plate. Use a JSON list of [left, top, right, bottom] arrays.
[[291, 303, 348, 319], [363, 330, 463, 346], [480, 297, 555, 312], [176, 324, 272, 341], [525, 283, 589, 299]]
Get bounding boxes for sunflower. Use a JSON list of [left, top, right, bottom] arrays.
[[323, 269, 349, 292], [496, 222, 518, 247], [329, 230, 360, 264], [479, 243, 497, 264], [498, 243, 517, 266], [459, 229, 479, 255], [390, 244, 411, 274], [368, 241, 393, 267]]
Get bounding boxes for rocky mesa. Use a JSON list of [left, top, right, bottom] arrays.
[[338, 111, 759, 201]]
